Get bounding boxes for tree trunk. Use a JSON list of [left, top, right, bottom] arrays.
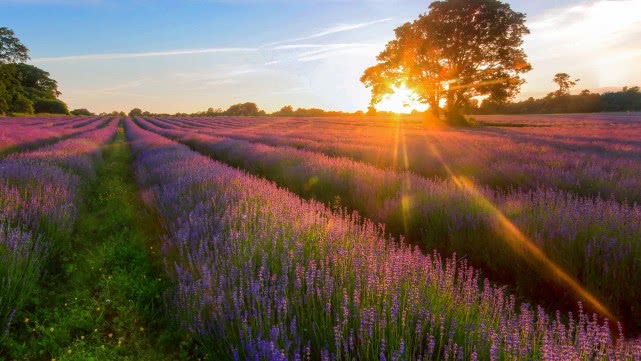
[[445, 93, 467, 126], [429, 102, 441, 118]]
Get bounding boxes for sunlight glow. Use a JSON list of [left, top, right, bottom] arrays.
[[376, 84, 429, 114], [425, 143, 616, 321]]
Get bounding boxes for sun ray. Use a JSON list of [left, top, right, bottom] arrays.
[[424, 141, 615, 321]]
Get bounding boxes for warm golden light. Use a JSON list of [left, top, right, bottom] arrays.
[[424, 143, 616, 321], [375, 84, 429, 114]]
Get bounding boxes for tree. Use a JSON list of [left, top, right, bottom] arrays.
[[205, 107, 223, 116], [33, 99, 69, 114], [0, 28, 70, 115], [0, 64, 19, 115], [367, 106, 377, 116], [10, 93, 34, 114], [128, 108, 143, 117], [224, 102, 261, 116], [71, 108, 93, 116], [361, 0, 531, 123], [273, 105, 294, 116], [601, 86, 641, 112], [14, 63, 61, 100], [0, 27, 29, 64], [553, 73, 579, 97]]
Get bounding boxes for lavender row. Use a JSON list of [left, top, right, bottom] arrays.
[[152, 115, 641, 203], [135, 116, 641, 331], [126, 118, 641, 360], [0, 116, 108, 156], [0, 117, 118, 338]]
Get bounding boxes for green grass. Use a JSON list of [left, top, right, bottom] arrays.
[[1, 125, 190, 360], [2, 113, 70, 117]]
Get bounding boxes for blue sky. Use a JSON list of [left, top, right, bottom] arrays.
[[1, 0, 640, 113]]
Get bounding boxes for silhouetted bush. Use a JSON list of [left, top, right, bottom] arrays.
[[33, 98, 69, 114]]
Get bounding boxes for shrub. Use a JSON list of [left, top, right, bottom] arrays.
[[33, 98, 69, 114], [70, 108, 93, 116], [10, 93, 34, 114]]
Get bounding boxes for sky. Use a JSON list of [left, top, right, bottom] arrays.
[[1, 0, 640, 113]]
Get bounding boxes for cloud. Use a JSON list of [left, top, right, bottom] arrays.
[[526, 0, 641, 59], [31, 47, 258, 62], [265, 17, 392, 46], [294, 43, 378, 62], [261, 43, 379, 65], [519, 0, 641, 96], [32, 41, 380, 65]]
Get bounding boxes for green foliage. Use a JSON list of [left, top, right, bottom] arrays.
[[128, 108, 143, 117], [14, 63, 61, 100], [0, 87, 9, 115], [10, 92, 34, 114], [0, 27, 29, 64], [362, 0, 531, 120], [552, 72, 579, 97], [1, 126, 187, 360], [70, 108, 94, 116], [601, 86, 641, 112], [0, 28, 69, 116], [34, 99, 69, 114], [223, 102, 263, 116], [477, 86, 641, 114], [0, 64, 19, 115], [273, 105, 294, 116]]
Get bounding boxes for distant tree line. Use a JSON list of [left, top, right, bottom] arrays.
[[187, 103, 363, 117], [0, 27, 72, 115], [474, 73, 641, 114], [108, 83, 641, 121]]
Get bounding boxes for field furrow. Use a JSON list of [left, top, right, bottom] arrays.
[[0, 118, 118, 352], [125, 117, 641, 359], [134, 115, 641, 334]]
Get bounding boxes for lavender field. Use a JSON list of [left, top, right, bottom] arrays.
[[4, 0, 641, 357], [2, 114, 641, 360]]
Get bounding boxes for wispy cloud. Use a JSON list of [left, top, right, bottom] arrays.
[[262, 43, 379, 65], [32, 42, 380, 64], [30, 15, 391, 64], [295, 43, 378, 62], [265, 17, 392, 46], [32, 47, 258, 62]]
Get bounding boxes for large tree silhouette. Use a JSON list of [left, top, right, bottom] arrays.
[[552, 73, 579, 97], [361, 0, 531, 123]]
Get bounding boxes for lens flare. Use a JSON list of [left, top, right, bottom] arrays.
[[376, 84, 429, 114], [425, 142, 616, 321]]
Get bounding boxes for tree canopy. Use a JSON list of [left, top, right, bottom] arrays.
[[361, 0, 531, 123], [71, 108, 94, 116], [0, 27, 68, 115], [0, 27, 29, 64], [552, 73, 579, 97], [33, 99, 69, 114], [224, 102, 264, 116], [129, 108, 143, 117]]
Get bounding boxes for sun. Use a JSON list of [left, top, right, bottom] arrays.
[[375, 84, 429, 114]]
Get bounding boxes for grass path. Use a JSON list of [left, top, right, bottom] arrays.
[[3, 125, 186, 360]]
